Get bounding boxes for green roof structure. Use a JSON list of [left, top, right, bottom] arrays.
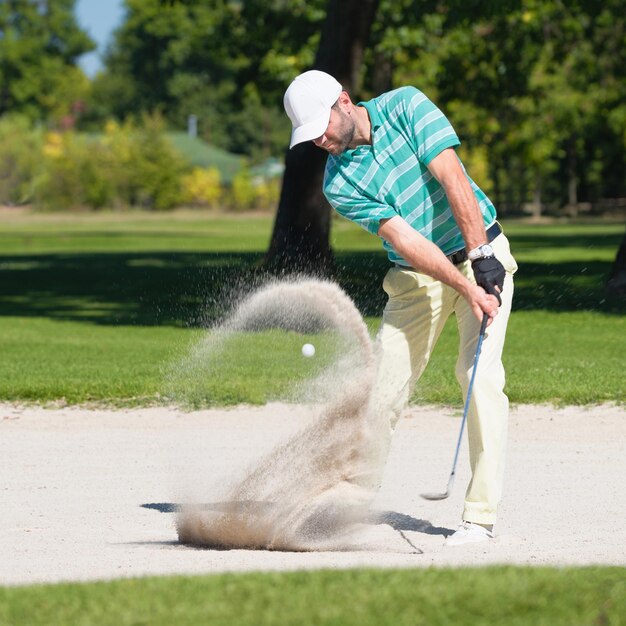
[[167, 132, 244, 184]]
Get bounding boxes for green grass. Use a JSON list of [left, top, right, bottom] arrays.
[[0, 318, 188, 405], [1, 567, 624, 626], [415, 310, 625, 405], [0, 210, 274, 253], [0, 210, 624, 406]]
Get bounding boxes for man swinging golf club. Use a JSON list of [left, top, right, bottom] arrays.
[[284, 70, 518, 545]]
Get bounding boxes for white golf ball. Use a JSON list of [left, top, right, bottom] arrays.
[[301, 343, 316, 358]]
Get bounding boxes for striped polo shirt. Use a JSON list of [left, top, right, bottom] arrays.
[[323, 86, 497, 264]]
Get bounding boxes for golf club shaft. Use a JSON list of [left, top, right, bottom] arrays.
[[449, 312, 489, 479], [422, 312, 489, 500]]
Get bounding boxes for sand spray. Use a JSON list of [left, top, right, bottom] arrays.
[[174, 278, 413, 551]]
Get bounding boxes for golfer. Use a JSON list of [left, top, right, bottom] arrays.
[[284, 70, 518, 545]]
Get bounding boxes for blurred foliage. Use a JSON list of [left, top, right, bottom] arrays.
[[36, 130, 113, 210], [0, 113, 281, 211], [0, 115, 43, 204], [181, 167, 222, 208], [83, 0, 326, 161], [228, 166, 282, 212], [32, 115, 186, 210], [367, 0, 626, 213], [86, 0, 625, 214], [104, 116, 186, 210], [0, 0, 624, 214], [0, 0, 94, 123]]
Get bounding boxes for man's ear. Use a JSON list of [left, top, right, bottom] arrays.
[[337, 91, 352, 112]]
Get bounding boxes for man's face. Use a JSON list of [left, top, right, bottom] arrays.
[[312, 105, 355, 155]]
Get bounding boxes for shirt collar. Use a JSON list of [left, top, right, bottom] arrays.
[[359, 100, 382, 135]]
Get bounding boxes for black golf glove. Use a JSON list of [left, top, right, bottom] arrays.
[[472, 256, 505, 305]]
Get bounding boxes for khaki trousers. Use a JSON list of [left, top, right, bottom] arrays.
[[371, 232, 518, 525]]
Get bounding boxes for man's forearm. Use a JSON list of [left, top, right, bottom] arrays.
[[378, 216, 473, 297], [378, 215, 500, 323]]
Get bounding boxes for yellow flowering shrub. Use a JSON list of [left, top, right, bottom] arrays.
[[181, 167, 222, 208]]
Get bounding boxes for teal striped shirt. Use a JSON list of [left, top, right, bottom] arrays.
[[323, 86, 497, 264]]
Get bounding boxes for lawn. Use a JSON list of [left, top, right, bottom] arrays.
[[0, 210, 623, 406], [1, 566, 624, 626]]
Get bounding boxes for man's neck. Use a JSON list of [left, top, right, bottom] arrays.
[[351, 104, 372, 147]]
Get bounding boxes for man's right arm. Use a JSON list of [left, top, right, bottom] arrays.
[[378, 216, 500, 324]]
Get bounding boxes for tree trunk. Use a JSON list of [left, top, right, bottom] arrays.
[[491, 149, 501, 212], [371, 50, 394, 95], [566, 137, 578, 215], [265, 0, 380, 274], [529, 173, 542, 220], [606, 230, 626, 296], [266, 142, 332, 272]]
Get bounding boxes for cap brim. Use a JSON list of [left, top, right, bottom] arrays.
[[289, 109, 332, 149]]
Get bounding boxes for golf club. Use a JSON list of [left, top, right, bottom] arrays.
[[421, 312, 489, 501]]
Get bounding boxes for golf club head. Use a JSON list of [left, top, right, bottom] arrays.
[[420, 491, 450, 501]]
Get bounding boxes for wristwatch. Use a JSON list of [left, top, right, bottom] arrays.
[[468, 243, 494, 261]]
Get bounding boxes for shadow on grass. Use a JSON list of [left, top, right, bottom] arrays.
[[0, 252, 263, 327], [0, 231, 623, 327], [0, 250, 391, 326]]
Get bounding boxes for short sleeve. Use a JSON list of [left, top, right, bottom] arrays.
[[404, 88, 460, 165]]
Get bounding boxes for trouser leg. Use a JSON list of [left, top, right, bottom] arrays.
[[369, 267, 455, 451], [454, 234, 517, 525]]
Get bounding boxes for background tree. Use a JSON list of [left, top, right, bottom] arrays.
[[85, 0, 326, 161], [377, 0, 626, 215], [0, 0, 94, 123], [265, 0, 380, 272], [83, 0, 625, 222]]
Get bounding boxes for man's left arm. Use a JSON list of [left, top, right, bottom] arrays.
[[427, 148, 506, 303]]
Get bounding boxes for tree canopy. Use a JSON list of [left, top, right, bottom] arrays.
[[83, 0, 625, 213], [1, 0, 625, 214], [87, 0, 327, 161], [0, 0, 94, 122]]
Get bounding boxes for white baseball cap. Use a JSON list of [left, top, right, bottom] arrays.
[[284, 70, 343, 149]]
